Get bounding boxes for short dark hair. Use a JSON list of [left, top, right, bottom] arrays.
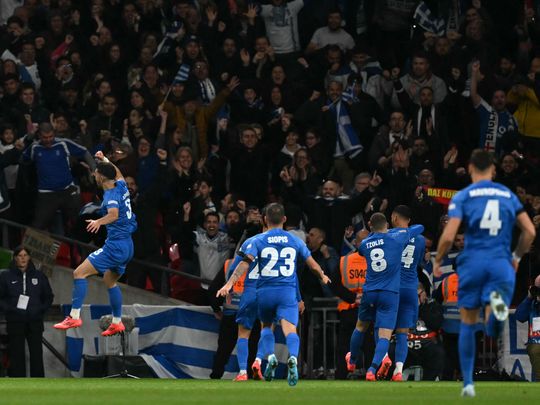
[[96, 162, 117, 180], [393, 205, 412, 221], [13, 245, 28, 257], [469, 149, 495, 172], [265, 203, 285, 225], [369, 213, 387, 232], [204, 212, 219, 223]]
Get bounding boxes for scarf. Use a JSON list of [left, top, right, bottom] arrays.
[[199, 78, 216, 105]]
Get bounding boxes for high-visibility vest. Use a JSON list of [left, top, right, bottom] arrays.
[[337, 252, 366, 312], [441, 273, 460, 334], [222, 259, 246, 312]]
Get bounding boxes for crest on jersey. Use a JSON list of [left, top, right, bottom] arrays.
[[32, 278, 38, 285]]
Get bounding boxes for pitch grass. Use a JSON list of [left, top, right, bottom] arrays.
[[0, 379, 538, 405]]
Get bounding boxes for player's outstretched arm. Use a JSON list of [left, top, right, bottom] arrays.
[[434, 217, 461, 277], [305, 256, 331, 285], [512, 212, 536, 270], [86, 208, 119, 233], [95, 151, 124, 181], [216, 259, 250, 297], [408, 224, 425, 238]]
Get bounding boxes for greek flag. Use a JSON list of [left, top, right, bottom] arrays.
[[329, 100, 363, 159], [173, 64, 190, 84], [341, 84, 357, 104], [64, 304, 288, 379], [413, 1, 445, 36], [422, 251, 459, 291]]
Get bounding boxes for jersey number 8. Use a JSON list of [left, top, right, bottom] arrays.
[[370, 248, 387, 272], [260, 247, 297, 277]]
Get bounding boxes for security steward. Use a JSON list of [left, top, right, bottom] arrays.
[[0, 246, 54, 377], [330, 229, 374, 379]]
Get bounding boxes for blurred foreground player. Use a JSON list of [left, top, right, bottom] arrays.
[[434, 149, 535, 397]]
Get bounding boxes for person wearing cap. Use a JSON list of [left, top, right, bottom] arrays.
[[515, 275, 540, 381], [21, 122, 96, 231], [0, 246, 54, 377]]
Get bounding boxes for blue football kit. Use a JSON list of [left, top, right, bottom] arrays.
[[88, 179, 137, 275], [447, 179, 523, 309], [393, 229, 426, 329], [244, 228, 311, 327], [357, 224, 424, 329]]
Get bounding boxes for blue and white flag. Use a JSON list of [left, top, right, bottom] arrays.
[[173, 64, 190, 84], [422, 251, 459, 291], [413, 1, 446, 36], [63, 304, 288, 379], [329, 100, 363, 159]]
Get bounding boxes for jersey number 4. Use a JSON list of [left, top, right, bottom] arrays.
[[260, 247, 296, 277], [480, 199, 502, 236], [401, 245, 416, 269]]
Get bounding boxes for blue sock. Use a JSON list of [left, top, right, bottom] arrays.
[[395, 333, 408, 364], [349, 328, 365, 365], [260, 327, 275, 358], [369, 337, 390, 373], [256, 336, 265, 360], [108, 286, 123, 318], [486, 313, 504, 338], [236, 338, 249, 372], [72, 279, 88, 309], [459, 323, 476, 387], [286, 333, 300, 358]]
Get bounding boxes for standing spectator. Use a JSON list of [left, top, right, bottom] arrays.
[[305, 9, 355, 55], [515, 276, 540, 381], [470, 61, 518, 157], [0, 246, 54, 377], [21, 123, 95, 231]]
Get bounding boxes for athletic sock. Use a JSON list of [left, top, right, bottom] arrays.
[[459, 323, 476, 387], [236, 338, 249, 372], [108, 286, 123, 320], [394, 362, 404, 375], [255, 336, 265, 362], [369, 337, 390, 373], [349, 328, 365, 365], [394, 333, 409, 368], [71, 279, 88, 318], [486, 312, 504, 339], [260, 327, 275, 358], [286, 333, 300, 358]]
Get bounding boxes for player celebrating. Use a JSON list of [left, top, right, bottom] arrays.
[[388, 205, 426, 381], [346, 213, 424, 381], [217, 203, 329, 386], [54, 151, 137, 336], [434, 149, 535, 397]]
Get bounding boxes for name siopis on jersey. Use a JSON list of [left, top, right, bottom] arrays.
[[366, 239, 384, 249], [468, 188, 511, 198], [267, 236, 289, 243]]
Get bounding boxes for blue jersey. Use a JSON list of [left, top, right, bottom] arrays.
[[360, 225, 424, 293], [448, 180, 523, 261], [245, 228, 311, 289], [390, 228, 425, 290], [230, 234, 263, 290], [101, 179, 137, 240]]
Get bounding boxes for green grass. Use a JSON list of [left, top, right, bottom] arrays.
[[0, 379, 538, 405]]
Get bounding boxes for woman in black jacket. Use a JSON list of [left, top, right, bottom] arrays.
[[0, 246, 54, 377]]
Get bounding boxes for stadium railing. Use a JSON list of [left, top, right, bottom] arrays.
[[0, 218, 208, 301]]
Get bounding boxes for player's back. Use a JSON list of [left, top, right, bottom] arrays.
[[393, 229, 425, 290], [360, 231, 408, 293], [103, 179, 137, 240], [448, 180, 522, 261], [250, 228, 310, 289]]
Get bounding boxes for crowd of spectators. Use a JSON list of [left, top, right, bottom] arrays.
[[0, 0, 540, 378]]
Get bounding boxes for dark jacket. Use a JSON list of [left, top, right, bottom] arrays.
[[0, 261, 54, 323]]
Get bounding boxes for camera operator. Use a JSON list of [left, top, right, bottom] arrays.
[[515, 275, 540, 381]]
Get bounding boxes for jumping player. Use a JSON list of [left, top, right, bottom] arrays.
[[54, 151, 137, 336], [434, 149, 535, 397]]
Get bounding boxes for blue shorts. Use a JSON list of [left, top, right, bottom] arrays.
[[357, 289, 399, 330], [236, 288, 258, 330], [457, 257, 515, 309], [88, 239, 134, 276], [257, 286, 298, 326], [395, 288, 418, 329]]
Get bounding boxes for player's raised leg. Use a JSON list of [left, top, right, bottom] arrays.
[[54, 259, 98, 329], [101, 270, 125, 336]]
